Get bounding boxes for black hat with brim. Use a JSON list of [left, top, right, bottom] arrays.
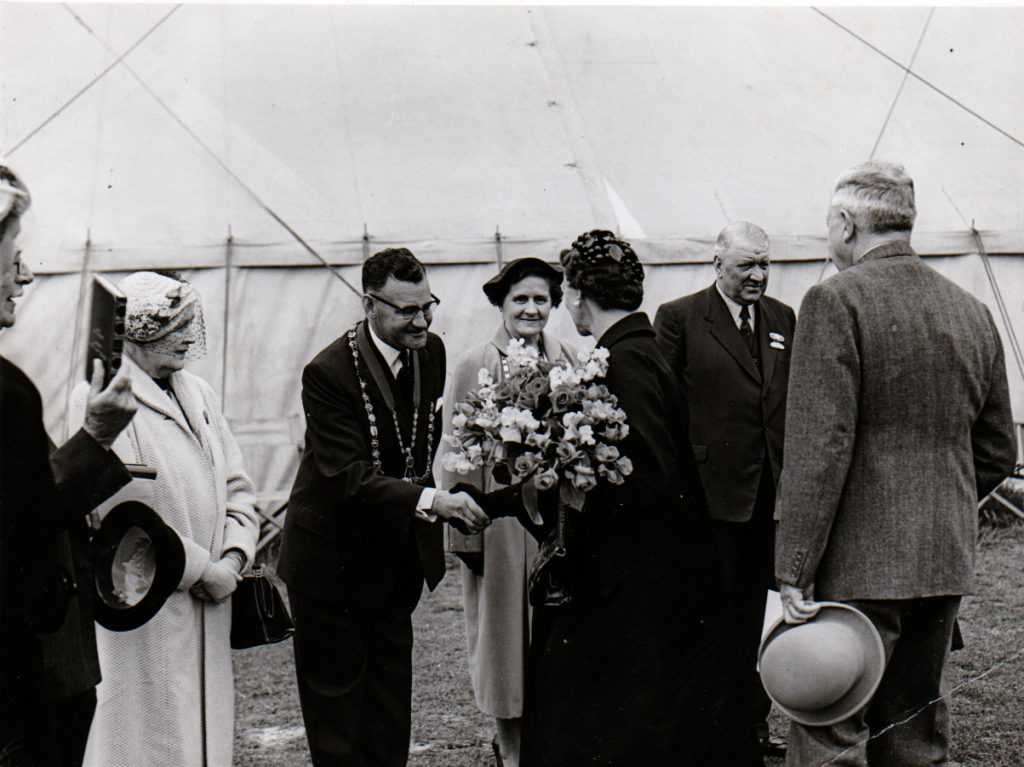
[[482, 257, 563, 306], [92, 501, 186, 632]]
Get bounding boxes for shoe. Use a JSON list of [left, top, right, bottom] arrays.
[[761, 734, 787, 758], [492, 736, 505, 767]]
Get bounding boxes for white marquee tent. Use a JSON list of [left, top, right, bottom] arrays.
[[2, 4, 1022, 513]]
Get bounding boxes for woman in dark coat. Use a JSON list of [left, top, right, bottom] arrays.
[[461, 230, 762, 767]]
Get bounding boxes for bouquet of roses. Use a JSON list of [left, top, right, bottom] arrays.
[[442, 338, 633, 515]]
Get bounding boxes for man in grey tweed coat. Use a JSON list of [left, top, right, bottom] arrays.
[[774, 161, 1016, 766]]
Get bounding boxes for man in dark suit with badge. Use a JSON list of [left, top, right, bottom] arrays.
[[654, 221, 795, 757], [279, 247, 490, 767]]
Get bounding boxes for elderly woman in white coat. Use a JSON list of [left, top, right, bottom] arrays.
[[440, 258, 575, 767], [73, 271, 260, 767]]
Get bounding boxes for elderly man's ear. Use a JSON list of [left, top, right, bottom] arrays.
[[838, 208, 857, 243]]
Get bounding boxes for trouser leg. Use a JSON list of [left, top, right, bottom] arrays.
[[859, 597, 960, 767], [291, 591, 414, 767], [786, 597, 960, 767], [713, 494, 775, 733], [1, 629, 60, 767], [359, 611, 413, 767], [54, 688, 97, 767]]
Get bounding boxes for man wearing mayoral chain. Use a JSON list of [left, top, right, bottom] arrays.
[[279, 247, 489, 766]]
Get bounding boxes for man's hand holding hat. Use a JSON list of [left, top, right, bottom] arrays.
[[780, 581, 822, 624]]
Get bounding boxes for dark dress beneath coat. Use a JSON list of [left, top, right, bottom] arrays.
[[465, 313, 762, 767]]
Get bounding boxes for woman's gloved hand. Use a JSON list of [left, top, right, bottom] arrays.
[[451, 482, 521, 521], [190, 552, 244, 603]]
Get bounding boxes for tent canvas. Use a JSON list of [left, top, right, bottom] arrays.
[[2, 4, 1021, 503]]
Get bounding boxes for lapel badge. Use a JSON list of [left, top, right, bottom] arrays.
[[769, 332, 785, 342], [770, 341, 785, 350]]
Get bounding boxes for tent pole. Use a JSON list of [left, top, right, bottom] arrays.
[[362, 223, 371, 262], [64, 231, 93, 440], [495, 225, 504, 269], [972, 226, 1024, 384], [221, 226, 234, 405]]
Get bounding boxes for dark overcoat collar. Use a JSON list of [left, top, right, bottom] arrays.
[[597, 311, 654, 349]]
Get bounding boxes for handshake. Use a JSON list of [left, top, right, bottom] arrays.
[[431, 483, 524, 535]]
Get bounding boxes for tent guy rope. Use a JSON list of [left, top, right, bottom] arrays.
[[868, 8, 935, 161], [823, 643, 1024, 766], [3, 5, 182, 158], [813, 7, 1024, 153], [57, 3, 362, 299], [941, 187, 1024, 386]]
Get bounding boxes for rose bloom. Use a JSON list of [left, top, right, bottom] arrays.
[[555, 442, 580, 463], [615, 456, 634, 476], [534, 467, 559, 491], [524, 375, 550, 401], [550, 388, 574, 414], [514, 452, 543, 477], [451, 412, 468, 429], [594, 443, 620, 462]]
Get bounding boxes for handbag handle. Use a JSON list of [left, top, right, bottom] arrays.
[[248, 567, 277, 620]]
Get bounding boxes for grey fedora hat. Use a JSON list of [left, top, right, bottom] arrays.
[[758, 602, 885, 726]]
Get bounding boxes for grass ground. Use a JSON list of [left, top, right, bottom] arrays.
[[234, 523, 1024, 767]]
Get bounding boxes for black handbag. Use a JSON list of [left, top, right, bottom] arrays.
[[230, 567, 295, 650]]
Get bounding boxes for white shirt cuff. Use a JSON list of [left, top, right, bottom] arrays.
[[415, 487, 438, 522]]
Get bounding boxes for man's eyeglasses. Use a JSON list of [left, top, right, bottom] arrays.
[[367, 293, 441, 321]]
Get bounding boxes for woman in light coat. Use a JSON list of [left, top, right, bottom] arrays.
[[74, 272, 259, 767], [440, 258, 575, 767]]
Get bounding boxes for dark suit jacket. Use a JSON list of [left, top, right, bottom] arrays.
[[279, 324, 446, 613], [775, 243, 1016, 600], [43, 432, 130, 698], [654, 285, 796, 522], [2, 356, 67, 640], [1, 356, 129, 717]]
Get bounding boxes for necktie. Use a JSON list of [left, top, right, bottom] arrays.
[[395, 351, 414, 402], [739, 305, 756, 357]]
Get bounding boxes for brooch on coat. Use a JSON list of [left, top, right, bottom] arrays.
[[769, 332, 786, 350]]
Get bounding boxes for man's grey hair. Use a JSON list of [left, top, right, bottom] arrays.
[[714, 221, 770, 260], [831, 161, 916, 234]]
